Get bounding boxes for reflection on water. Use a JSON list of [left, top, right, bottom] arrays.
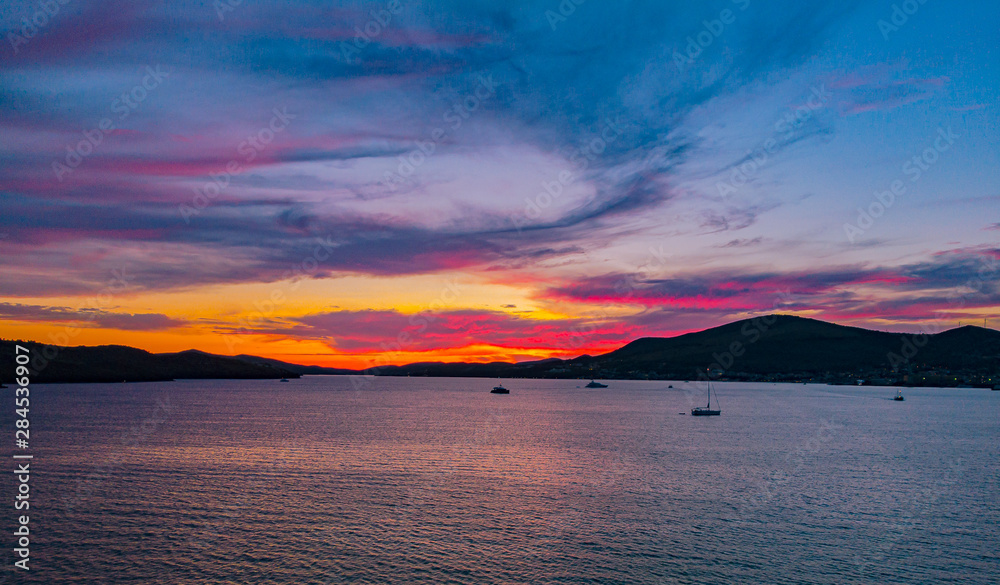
[[8, 377, 998, 584]]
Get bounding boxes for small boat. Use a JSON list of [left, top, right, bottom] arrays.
[[491, 384, 509, 394], [668, 385, 673, 388], [280, 378, 290, 382], [893, 389, 904, 401], [585, 379, 608, 388], [691, 382, 721, 416]]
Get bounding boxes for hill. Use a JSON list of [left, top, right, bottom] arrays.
[[3, 315, 997, 386], [368, 315, 1000, 386], [569, 315, 1000, 382], [234, 354, 356, 375], [0, 341, 298, 384], [588, 315, 907, 377]]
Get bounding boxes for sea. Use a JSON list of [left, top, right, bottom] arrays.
[[4, 377, 998, 584]]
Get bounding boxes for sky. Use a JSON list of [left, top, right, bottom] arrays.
[[1, 0, 998, 369]]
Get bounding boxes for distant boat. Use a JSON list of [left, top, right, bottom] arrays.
[[585, 379, 608, 388], [280, 378, 290, 382], [893, 389, 905, 401], [691, 382, 721, 416], [491, 383, 509, 394]]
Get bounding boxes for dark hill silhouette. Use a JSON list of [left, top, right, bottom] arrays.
[[2, 315, 997, 385], [914, 325, 1000, 369], [234, 354, 355, 375], [592, 315, 907, 375], [0, 341, 296, 383], [376, 315, 999, 384]]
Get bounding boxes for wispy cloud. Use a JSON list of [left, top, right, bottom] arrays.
[[0, 302, 185, 331], [1, 0, 995, 358]]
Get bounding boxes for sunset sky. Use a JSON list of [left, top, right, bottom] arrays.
[[1, 0, 998, 369]]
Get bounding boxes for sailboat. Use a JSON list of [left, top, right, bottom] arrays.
[[691, 381, 721, 416], [893, 389, 904, 401]]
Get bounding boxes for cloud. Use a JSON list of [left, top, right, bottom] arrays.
[[720, 237, 764, 248], [544, 248, 1000, 318], [0, 302, 185, 331], [834, 74, 949, 116], [698, 202, 781, 233], [11, 0, 986, 356], [251, 308, 641, 355]]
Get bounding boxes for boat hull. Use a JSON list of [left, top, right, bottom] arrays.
[[490, 388, 509, 394], [691, 408, 720, 416]]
